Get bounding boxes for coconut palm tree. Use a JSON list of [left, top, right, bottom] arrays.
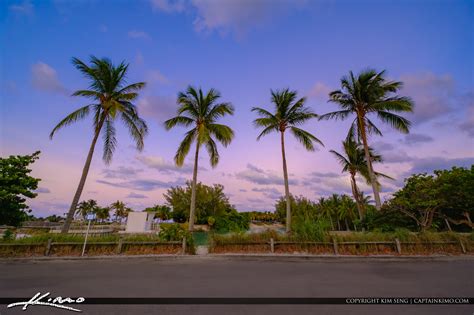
[[320, 69, 413, 210], [110, 200, 130, 223], [50, 57, 148, 233], [252, 89, 323, 233], [75, 199, 98, 220], [165, 86, 235, 231], [330, 137, 392, 220], [94, 207, 110, 223]]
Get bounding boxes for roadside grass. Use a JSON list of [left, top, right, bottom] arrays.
[[209, 230, 474, 255]]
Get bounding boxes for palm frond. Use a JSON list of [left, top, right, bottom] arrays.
[[290, 127, 324, 151], [50, 104, 92, 139], [377, 111, 411, 133], [319, 110, 352, 121], [102, 116, 117, 164], [256, 125, 279, 140], [205, 137, 219, 167], [164, 116, 194, 130], [121, 111, 148, 151], [208, 123, 234, 147], [174, 129, 197, 166]]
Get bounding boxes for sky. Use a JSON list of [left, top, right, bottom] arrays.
[[1, 0, 473, 217]]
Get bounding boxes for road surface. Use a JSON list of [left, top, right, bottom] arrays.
[[1, 256, 472, 314]]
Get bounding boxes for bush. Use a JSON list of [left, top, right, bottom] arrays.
[[2, 229, 14, 241], [213, 211, 250, 233], [158, 223, 194, 252], [291, 216, 330, 242]]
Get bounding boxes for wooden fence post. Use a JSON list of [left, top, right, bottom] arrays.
[[45, 239, 52, 256], [182, 237, 187, 255], [459, 239, 466, 254], [116, 238, 123, 254], [395, 238, 402, 254], [270, 238, 274, 253], [332, 238, 338, 255]]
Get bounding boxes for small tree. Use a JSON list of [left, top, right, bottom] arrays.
[[0, 151, 41, 226], [386, 174, 439, 231]]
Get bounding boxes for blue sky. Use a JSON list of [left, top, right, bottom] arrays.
[[1, 0, 473, 217]]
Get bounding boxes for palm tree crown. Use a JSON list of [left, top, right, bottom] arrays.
[[50, 56, 148, 163], [320, 69, 413, 140], [165, 86, 235, 167], [252, 89, 323, 150]]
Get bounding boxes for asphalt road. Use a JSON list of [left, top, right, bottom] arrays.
[[0, 256, 473, 315]]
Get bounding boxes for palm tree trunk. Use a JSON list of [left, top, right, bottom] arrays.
[[350, 173, 364, 221], [189, 143, 200, 232], [358, 116, 382, 210], [61, 115, 106, 233], [280, 131, 291, 233]]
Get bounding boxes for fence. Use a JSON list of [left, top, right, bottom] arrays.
[[211, 238, 469, 255], [0, 238, 187, 257]]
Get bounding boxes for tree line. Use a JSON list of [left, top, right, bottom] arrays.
[[42, 56, 417, 233]]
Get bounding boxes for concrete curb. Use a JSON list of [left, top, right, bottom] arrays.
[[0, 253, 473, 262]]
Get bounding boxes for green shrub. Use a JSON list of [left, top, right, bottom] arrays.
[[158, 223, 194, 252], [291, 217, 330, 242], [2, 229, 14, 241], [213, 211, 250, 233]]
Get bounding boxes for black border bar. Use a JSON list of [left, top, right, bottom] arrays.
[[1, 297, 473, 305]]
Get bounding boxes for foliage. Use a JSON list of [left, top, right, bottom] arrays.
[[164, 181, 235, 224], [275, 195, 318, 223], [2, 229, 14, 241], [383, 166, 474, 232], [0, 151, 41, 227], [245, 211, 279, 223], [159, 223, 194, 250], [291, 215, 330, 242], [213, 210, 250, 233], [110, 201, 132, 222], [144, 205, 171, 221]]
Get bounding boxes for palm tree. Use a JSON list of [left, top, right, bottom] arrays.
[[330, 137, 391, 220], [50, 57, 148, 233], [252, 89, 323, 233], [318, 197, 335, 230], [165, 86, 235, 231], [94, 207, 110, 223], [320, 69, 413, 210], [110, 200, 129, 223], [75, 199, 98, 220]]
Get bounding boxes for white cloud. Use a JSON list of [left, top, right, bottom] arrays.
[[9, 0, 34, 15], [128, 30, 151, 40], [31, 62, 68, 95], [147, 70, 169, 84], [308, 82, 331, 99], [150, 0, 187, 12], [136, 155, 197, 174], [137, 95, 177, 123], [151, 0, 306, 37], [236, 163, 297, 185], [400, 73, 455, 124]]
